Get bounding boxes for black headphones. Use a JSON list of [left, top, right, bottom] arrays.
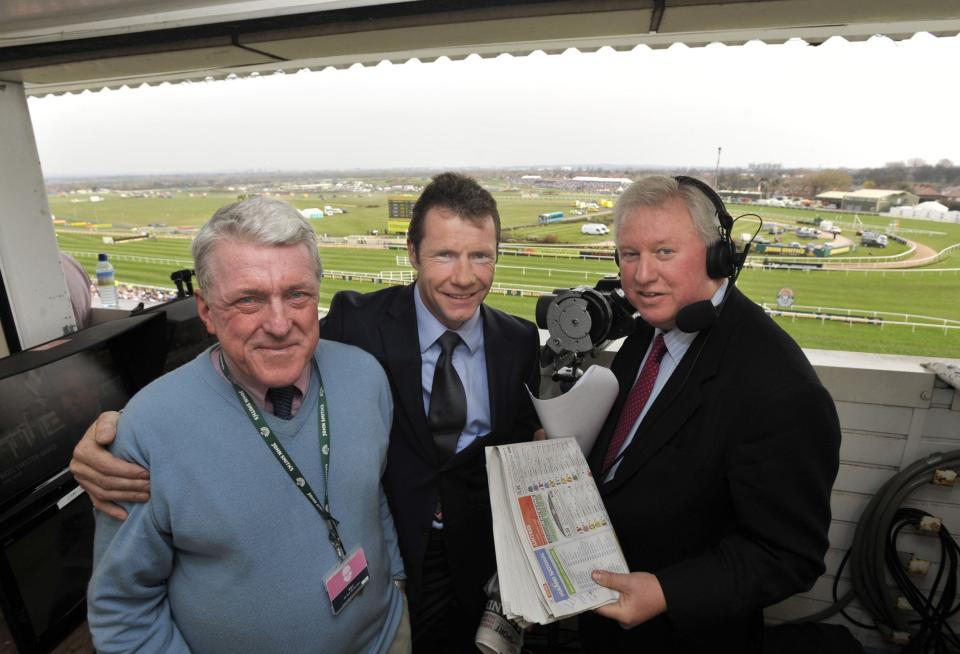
[[673, 175, 738, 279], [613, 176, 741, 280]]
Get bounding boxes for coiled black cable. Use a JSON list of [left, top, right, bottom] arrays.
[[886, 508, 960, 653], [795, 450, 960, 652]]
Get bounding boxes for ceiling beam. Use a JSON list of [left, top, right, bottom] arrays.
[[1, 0, 957, 96]]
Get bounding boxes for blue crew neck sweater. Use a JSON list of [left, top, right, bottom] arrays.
[[88, 340, 405, 653]]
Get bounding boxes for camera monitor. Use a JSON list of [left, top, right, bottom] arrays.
[[0, 311, 166, 653], [0, 312, 165, 511]]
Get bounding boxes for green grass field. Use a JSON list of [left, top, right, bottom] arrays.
[[56, 227, 960, 357], [50, 191, 583, 235], [50, 191, 960, 357], [52, 191, 960, 258]]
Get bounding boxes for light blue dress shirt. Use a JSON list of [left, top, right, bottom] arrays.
[[414, 283, 492, 455], [606, 280, 729, 480]]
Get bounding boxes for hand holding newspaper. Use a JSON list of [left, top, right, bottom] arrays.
[[486, 438, 629, 625]]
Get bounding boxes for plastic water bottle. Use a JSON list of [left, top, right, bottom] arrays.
[[96, 253, 118, 307]]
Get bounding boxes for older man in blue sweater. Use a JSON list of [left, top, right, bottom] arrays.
[[87, 197, 409, 653]]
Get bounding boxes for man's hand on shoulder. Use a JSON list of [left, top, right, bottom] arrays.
[[591, 570, 667, 629], [533, 428, 547, 441], [70, 411, 150, 520]]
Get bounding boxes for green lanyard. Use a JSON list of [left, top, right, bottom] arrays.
[[218, 349, 347, 561]]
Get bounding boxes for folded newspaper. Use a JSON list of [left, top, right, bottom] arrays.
[[486, 438, 629, 624]]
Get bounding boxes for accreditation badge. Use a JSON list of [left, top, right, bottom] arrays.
[[324, 547, 370, 615]]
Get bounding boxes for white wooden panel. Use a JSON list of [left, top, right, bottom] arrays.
[[815, 362, 933, 408], [840, 432, 906, 467], [834, 463, 897, 495], [830, 491, 872, 523], [921, 408, 960, 441], [932, 387, 955, 408], [835, 402, 915, 436]]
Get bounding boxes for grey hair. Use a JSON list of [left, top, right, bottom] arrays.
[[192, 196, 322, 291], [613, 175, 721, 247]]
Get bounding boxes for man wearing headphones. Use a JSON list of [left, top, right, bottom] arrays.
[[581, 175, 840, 652]]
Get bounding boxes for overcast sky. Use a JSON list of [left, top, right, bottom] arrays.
[[27, 32, 960, 177]]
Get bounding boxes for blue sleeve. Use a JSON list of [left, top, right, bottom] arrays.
[[374, 366, 405, 580], [87, 418, 192, 653], [380, 484, 405, 581]]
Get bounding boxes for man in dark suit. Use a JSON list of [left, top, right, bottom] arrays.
[[582, 175, 840, 653], [71, 172, 542, 652], [319, 173, 541, 650]]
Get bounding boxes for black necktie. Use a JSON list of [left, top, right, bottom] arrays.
[[266, 385, 297, 420], [427, 331, 467, 458]]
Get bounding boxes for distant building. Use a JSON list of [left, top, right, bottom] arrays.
[[718, 189, 762, 203], [300, 208, 325, 219], [816, 189, 918, 213], [910, 184, 943, 203], [890, 201, 960, 223], [570, 176, 634, 186], [917, 200, 949, 213], [941, 186, 960, 211], [816, 191, 847, 208]]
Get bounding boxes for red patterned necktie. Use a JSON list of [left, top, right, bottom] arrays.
[[602, 333, 668, 473]]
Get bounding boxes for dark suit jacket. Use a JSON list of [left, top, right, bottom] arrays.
[[580, 287, 840, 653], [320, 284, 541, 621]]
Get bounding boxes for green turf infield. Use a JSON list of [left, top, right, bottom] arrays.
[[50, 191, 584, 234], [56, 229, 960, 358], [50, 191, 960, 358]]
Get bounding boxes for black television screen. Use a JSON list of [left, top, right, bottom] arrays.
[[0, 470, 95, 654], [0, 312, 166, 512]]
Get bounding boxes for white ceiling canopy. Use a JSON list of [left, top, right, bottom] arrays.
[[2, 0, 959, 96]]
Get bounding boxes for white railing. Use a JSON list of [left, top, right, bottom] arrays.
[[761, 302, 960, 332], [378, 270, 414, 282], [496, 264, 608, 280], [63, 250, 193, 267], [746, 241, 960, 272], [490, 281, 556, 293], [752, 245, 917, 265], [320, 269, 552, 297], [746, 265, 960, 275]]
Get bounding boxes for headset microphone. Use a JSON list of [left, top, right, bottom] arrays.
[[675, 269, 742, 333], [675, 300, 718, 333]]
